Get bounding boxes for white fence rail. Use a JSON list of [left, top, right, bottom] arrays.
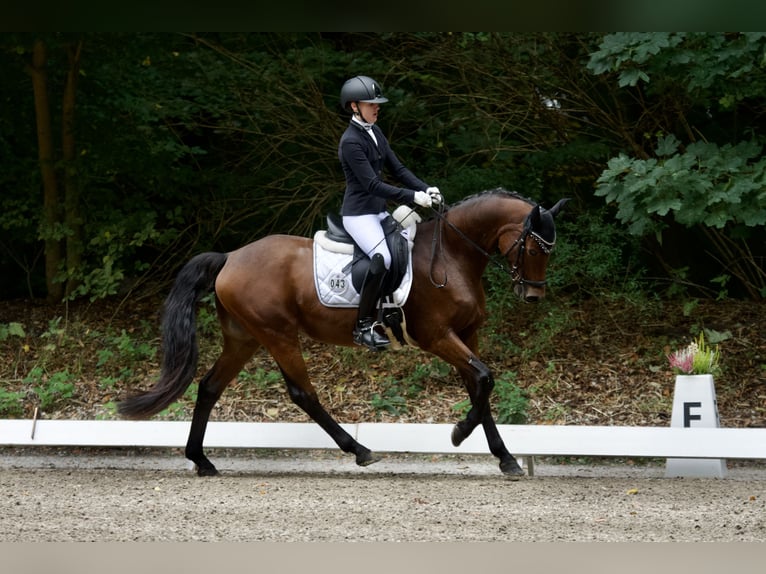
[[2, 419, 765, 462]]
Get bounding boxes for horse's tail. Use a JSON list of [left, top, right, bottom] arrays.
[[117, 251, 228, 419]]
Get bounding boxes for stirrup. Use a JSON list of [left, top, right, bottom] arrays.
[[353, 320, 390, 350]]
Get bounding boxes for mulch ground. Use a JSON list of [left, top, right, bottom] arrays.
[[1, 294, 764, 429]]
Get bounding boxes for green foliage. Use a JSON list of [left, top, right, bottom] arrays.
[[588, 32, 766, 100], [2, 32, 765, 301], [0, 387, 25, 417], [493, 371, 529, 425], [196, 293, 220, 337], [0, 313, 163, 417], [112, 329, 156, 363], [449, 371, 531, 425], [451, 398, 471, 417], [131, 382, 197, 421], [91, 325, 157, 386], [407, 359, 452, 382], [0, 322, 25, 340], [97, 401, 118, 419], [587, 32, 766, 299], [484, 265, 577, 358], [39, 317, 67, 352], [547, 208, 645, 297], [596, 136, 766, 235], [237, 367, 282, 391], [595, 135, 766, 298], [369, 376, 424, 417], [587, 33, 684, 87], [369, 385, 408, 416], [24, 367, 76, 410], [66, 208, 185, 301]]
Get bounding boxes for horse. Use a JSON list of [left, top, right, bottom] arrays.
[[117, 189, 568, 477]]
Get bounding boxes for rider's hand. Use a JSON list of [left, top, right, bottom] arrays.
[[413, 191, 433, 208], [426, 187, 443, 205]]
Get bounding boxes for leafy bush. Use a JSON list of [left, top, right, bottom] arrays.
[[587, 32, 766, 299], [24, 367, 76, 411], [0, 387, 25, 417], [595, 136, 766, 235], [370, 377, 421, 416], [546, 207, 645, 297], [595, 135, 766, 298], [0, 322, 25, 341], [493, 371, 529, 424]]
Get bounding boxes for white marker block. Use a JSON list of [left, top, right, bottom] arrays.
[[665, 374, 727, 478]]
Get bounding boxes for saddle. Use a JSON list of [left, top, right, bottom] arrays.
[[313, 206, 421, 347], [324, 212, 409, 296]]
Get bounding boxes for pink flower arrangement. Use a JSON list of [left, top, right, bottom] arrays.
[[667, 331, 720, 376]]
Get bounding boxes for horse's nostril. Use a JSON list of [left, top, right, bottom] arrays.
[[525, 294, 540, 303]]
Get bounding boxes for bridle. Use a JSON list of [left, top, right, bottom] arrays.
[[502, 216, 555, 289], [428, 202, 555, 289]]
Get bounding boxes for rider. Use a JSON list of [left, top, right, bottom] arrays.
[[338, 75, 442, 350]]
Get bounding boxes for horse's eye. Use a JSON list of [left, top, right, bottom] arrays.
[[528, 248, 538, 256]]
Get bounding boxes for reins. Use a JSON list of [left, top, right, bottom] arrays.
[[428, 202, 449, 288], [427, 201, 553, 288]]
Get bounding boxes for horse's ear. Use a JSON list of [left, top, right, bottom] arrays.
[[547, 198, 570, 218], [528, 205, 542, 229]]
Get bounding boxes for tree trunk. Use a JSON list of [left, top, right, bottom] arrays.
[[29, 38, 63, 303], [62, 39, 83, 298]]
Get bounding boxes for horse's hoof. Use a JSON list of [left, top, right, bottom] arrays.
[[356, 450, 381, 467], [500, 458, 525, 479], [451, 424, 466, 447], [195, 464, 220, 477]]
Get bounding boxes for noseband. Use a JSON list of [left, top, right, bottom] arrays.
[[501, 225, 555, 288], [429, 203, 555, 288]]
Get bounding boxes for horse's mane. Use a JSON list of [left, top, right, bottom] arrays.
[[447, 188, 537, 211], [439, 187, 556, 244]]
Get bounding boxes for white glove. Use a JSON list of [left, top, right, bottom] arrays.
[[413, 190, 433, 208], [426, 186, 443, 205]]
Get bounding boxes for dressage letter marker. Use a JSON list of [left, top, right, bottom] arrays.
[[665, 375, 727, 478]]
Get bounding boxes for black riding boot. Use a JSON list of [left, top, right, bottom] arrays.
[[353, 253, 390, 350]]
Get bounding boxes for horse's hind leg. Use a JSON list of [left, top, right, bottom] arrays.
[[186, 336, 257, 476], [269, 337, 380, 467]]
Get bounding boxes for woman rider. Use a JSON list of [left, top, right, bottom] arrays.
[[338, 75, 441, 350]]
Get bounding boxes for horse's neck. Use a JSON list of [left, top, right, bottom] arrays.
[[447, 198, 525, 253]]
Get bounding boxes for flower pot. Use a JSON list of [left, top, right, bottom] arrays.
[[665, 374, 727, 478]]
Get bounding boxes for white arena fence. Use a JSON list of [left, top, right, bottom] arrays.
[[2, 419, 765, 476]]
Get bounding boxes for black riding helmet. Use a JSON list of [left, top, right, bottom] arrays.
[[340, 76, 389, 113]]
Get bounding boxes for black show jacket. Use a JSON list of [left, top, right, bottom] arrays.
[[339, 121, 429, 216]]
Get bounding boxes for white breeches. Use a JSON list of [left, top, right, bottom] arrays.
[[342, 212, 391, 269]]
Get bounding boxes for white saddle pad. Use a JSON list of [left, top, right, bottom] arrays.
[[312, 207, 420, 308]]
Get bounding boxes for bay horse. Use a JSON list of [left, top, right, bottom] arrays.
[[118, 189, 568, 477]]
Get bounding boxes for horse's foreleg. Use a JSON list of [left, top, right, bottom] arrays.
[[272, 343, 379, 467], [425, 331, 523, 476], [453, 360, 523, 477], [450, 355, 494, 447], [423, 331, 492, 446], [481, 413, 524, 477]]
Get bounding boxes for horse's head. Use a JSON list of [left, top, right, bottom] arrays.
[[502, 198, 569, 303]]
